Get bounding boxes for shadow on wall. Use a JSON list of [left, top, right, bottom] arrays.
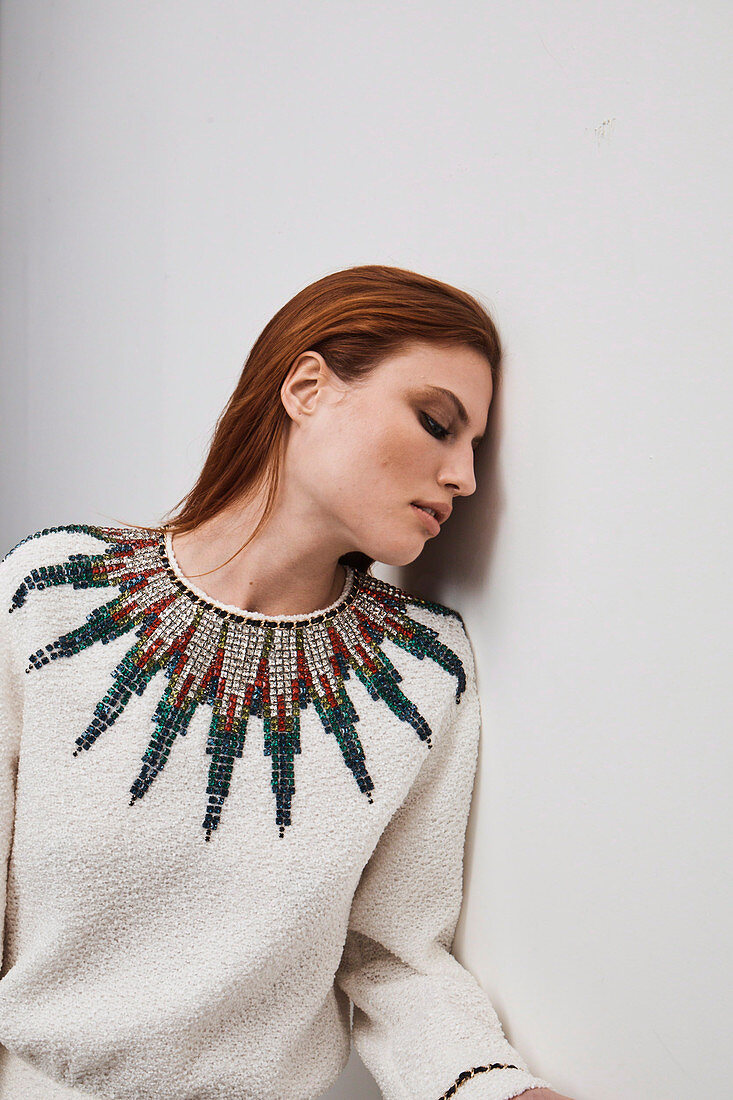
[[398, 367, 504, 603]]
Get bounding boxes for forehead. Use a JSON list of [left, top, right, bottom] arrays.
[[373, 341, 493, 402]]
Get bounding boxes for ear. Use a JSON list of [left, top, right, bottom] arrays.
[[280, 351, 332, 423]]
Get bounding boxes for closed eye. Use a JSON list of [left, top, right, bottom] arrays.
[[420, 412, 450, 440]]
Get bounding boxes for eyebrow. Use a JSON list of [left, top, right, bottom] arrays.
[[419, 385, 486, 446]]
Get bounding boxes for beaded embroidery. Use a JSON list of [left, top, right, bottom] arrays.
[[4, 524, 467, 841], [436, 1063, 521, 1098]]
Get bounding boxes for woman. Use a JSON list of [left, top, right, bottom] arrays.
[[0, 266, 572, 1099]]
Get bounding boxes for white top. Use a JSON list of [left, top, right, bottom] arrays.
[[0, 523, 555, 1100]]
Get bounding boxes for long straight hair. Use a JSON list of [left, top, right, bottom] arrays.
[[113, 264, 503, 577]]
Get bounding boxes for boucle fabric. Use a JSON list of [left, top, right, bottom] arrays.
[[0, 524, 554, 1100]]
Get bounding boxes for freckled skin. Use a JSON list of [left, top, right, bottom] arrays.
[[281, 339, 493, 568], [171, 339, 494, 616]]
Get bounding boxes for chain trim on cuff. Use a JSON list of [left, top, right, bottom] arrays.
[[437, 1062, 521, 1099]]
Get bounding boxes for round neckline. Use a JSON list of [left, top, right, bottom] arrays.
[[161, 528, 356, 626]]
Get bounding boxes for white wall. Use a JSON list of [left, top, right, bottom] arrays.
[[2, 3, 731, 1098]]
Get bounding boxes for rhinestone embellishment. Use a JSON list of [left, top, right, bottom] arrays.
[[6, 525, 467, 841]]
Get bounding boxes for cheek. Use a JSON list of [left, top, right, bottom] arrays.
[[351, 426, 436, 550], [352, 422, 428, 507], [376, 420, 426, 475], [314, 409, 430, 518]]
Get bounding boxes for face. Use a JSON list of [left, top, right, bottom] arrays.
[[280, 340, 493, 566]]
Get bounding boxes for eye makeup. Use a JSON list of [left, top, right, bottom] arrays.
[[410, 385, 485, 448], [420, 412, 451, 441]]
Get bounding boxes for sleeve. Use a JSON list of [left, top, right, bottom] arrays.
[[0, 551, 23, 976], [334, 624, 556, 1100]]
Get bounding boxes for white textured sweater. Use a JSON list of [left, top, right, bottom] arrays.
[[0, 524, 555, 1100]]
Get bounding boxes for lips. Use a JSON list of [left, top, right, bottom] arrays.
[[410, 500, 452, 524], [411, 503, 441, 535]]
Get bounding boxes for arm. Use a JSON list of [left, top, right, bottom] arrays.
[[335, 624, 558, 1100]]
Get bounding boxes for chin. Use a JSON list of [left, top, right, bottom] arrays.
[[365, 539, 427, 569]]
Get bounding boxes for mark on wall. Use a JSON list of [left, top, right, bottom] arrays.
[[593, 118, 617, 148]]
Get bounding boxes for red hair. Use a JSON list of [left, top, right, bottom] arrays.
[[113, 263, 503, 576]]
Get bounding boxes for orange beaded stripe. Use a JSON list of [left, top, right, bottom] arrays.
[[437, 1062, 521, 1098], [5, 524, 468, 842]]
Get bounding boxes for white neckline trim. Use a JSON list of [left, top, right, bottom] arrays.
[[163, 529, 355, 623]]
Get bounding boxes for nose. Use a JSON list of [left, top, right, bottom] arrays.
[[438, 448, 476, 497]]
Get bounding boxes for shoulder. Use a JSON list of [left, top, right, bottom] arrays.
[[1, 521, 114, 564], [0, 522, 137, 606], [358, 567, 471, 639], [354, 568, 478, 700]]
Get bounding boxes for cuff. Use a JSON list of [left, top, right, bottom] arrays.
[[437, 1064, 556, 1100]]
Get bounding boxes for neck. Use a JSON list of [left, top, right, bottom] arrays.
[[168, 493, 350, 618]]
